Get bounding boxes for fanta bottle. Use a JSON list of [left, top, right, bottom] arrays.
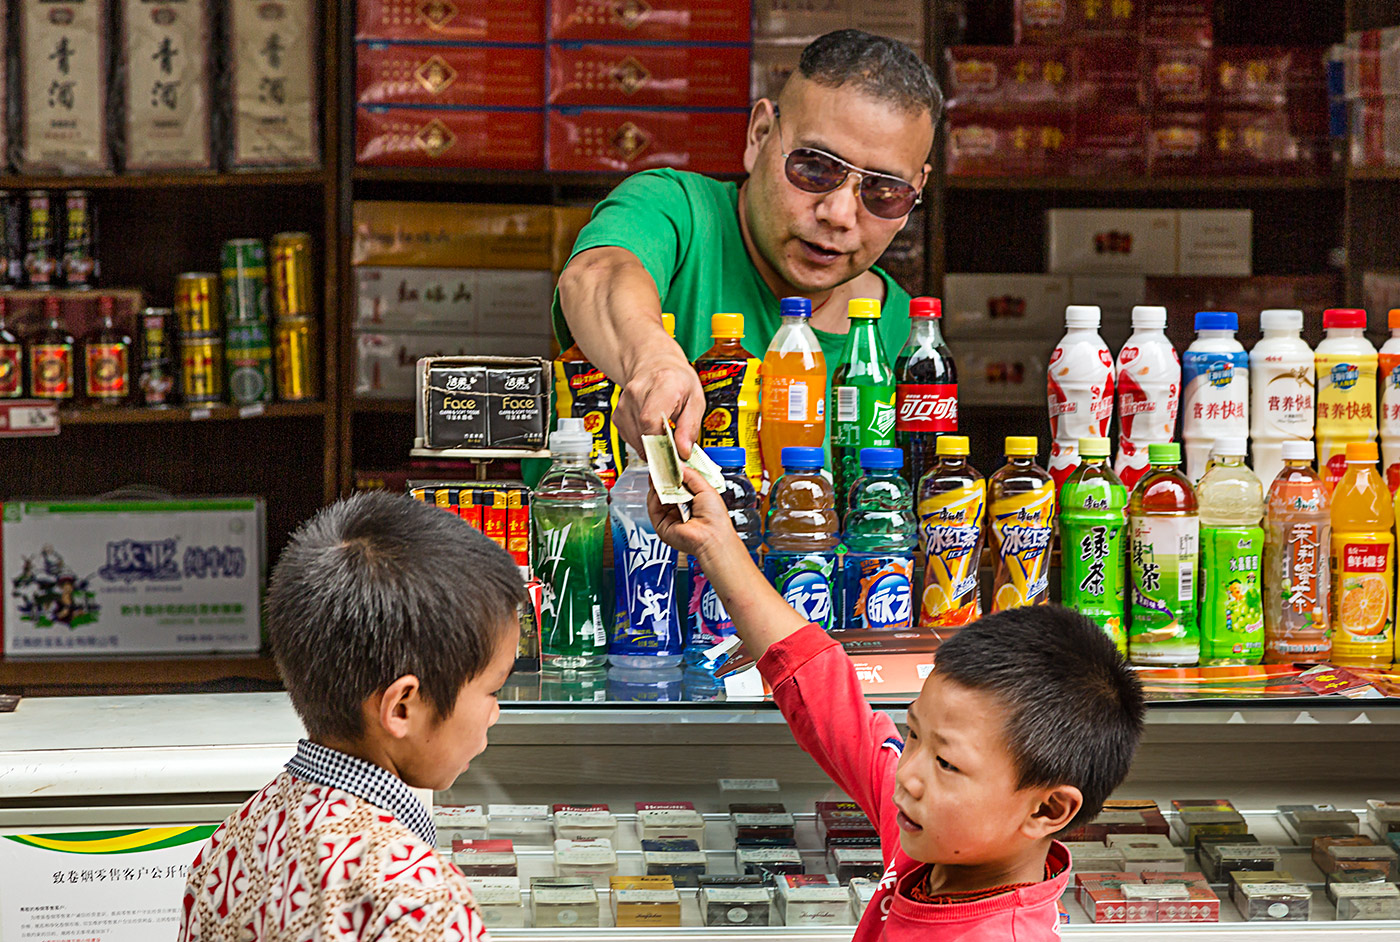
[[764, 446, 840, 631], [989, 437, 1056, 612], [842, 448, 917, 631], [1060, 436, 1128, 653], [1263, 439, 1331, 663], [1316, 308, 1378, 488], [758, 298, 827, 504], [1048, 305, 1114, 489], [916, 435, 985, 631], [1330, 441, 1394, 668], [1378, 309, 1400, 492], [695, 313, 762, 492], [1115, 306, 1180, 492]]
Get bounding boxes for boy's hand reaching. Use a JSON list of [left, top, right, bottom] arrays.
[[646, 467, 741, 563]]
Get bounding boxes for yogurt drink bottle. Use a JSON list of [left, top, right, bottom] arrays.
[[1182, 311, 1249, 483], [1376, 309, 1400, 492], [1250, 309, 1315, 488], [1048, 305, 1114, 490], [1263, 440, 1331, 663], [1315, 308, 1378, 488], [1115, 306, 1180, 492]]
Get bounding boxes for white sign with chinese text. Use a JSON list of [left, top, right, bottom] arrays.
[[19, 0, 110, 173], [229, 0, 317, 167], [122, 0, 213, 170]]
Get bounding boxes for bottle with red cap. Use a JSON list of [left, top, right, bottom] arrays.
[[1378, 309, 1400, 492], [1315, 308, 1378, 488], [894, 296, 956, 491]]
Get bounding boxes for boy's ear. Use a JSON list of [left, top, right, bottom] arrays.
[[373, 675, 422, 740], [1023, 785, 1084, 840]]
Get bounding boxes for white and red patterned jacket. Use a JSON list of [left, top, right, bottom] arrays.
[[180, 741, 488, 942]]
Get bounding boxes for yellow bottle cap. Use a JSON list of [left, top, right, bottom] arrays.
[[1005, 436, 1038, 456], [711, 312, 743, 339], [1346, 441, 1379, 462], [936, 435, 970, 457], [661, 312, 676, 337], [848, 298, 881, 319]]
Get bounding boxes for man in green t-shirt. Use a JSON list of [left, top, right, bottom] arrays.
[[553, 30, 942, 458]]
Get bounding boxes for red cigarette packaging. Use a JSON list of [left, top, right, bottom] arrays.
[[945, 110, 1072, 177], [546, 108, 747, 173], [548, 43, 750, 108], [357, 42, 545, 108], [548, 0, 752, 44], [356, 0, 544, 43], [356, 106, 544, 169]]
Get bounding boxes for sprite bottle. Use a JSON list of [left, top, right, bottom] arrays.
[[832, 298, 897, 509], [533, 417, 609, 669], [1059, 436, 1128, 653]]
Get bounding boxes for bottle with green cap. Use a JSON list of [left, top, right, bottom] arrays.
[[694, 312, 762, 491], [832, 298, 897, 508], [1197, 437, 1265, 665], [1128, 442, 1200, 666], [989, 436, 1056, 612], [1059, 436, 1128, 653]]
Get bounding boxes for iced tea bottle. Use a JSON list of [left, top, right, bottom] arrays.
[[916, 435, 985, 631], [1330, 440, 1395, 668], [695, 313, 762, 491], [988, 436, 1056, 612], [1127, 442, 1200, 667], [1264, 439, 1331, 663]]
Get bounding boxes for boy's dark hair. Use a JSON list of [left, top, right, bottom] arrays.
[[933, 605, 1144, 829], [798, 30, 943, 118], [267, 491, 525, 742]]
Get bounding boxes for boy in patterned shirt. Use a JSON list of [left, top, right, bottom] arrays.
[[180, 492, 524, 941]]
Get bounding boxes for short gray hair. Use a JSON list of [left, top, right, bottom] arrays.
[[798, 30, 943, 118]]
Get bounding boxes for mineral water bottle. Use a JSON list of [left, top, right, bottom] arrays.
[[534, 418, 609, 669], [1115, 306, 1180, 492], [1048, 305, 1114, 489], [758, 298, 826, 503], [685, 446, 762, 663], [1316, 308, 1378, 488], [988, 437, 1056, 612], [1182, 311, 1249, 483], [842, 448, 917, 631], [609, 444, 682, 669], [1264, 440, 1331, 663], [917, 435, 985, 630], [1197, 438, 1265, 665], [764, 447, 840, 630], [1128, 442, 1200, 666], [1249, 309, 1315, 488], [1060, 436, 1127, 653], [1329, 441, 1394, 668], [1379, 309, 1400, 492]]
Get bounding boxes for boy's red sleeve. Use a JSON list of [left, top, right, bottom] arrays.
[[757, 624, 903, 830]]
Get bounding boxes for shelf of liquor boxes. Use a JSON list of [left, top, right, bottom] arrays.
[[56, 401, 326, 426], [0, 171, 328, 191], [946, 175, 1347, 191]]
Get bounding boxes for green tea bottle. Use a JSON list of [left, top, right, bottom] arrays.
[[1128, 442, 1200, 667], [1059, 436, 1128, 653]]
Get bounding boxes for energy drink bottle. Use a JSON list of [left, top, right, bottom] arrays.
[[1115, 306, 1179, 492], [1330, 440, 1394, 668], [758, 298, 826, 503], [917, 435, 984, 630], [609, 444, 682, 669], [1128, 442, 1200, 667], [1379, 309, 1400, 492], [764, 447, 840, 631], [1060, 436, 1127, 653], [1264, 439, 1331, 663], [988, 437, 1056, 612], [1197, 437, 1265, 665], [1316, 308, 1378, 488], [554, 342, 623, 487], [842, 448, 917, 631], [832, 298, 897, 508], [1182, 312, 1249, 483], [1048, 305, 1114, 489], [1250, 309, 1314, 488], [695, 313, 762, 492], [685, 446, 762, 662], [533, 418, 609, 670], [895, 296, 956, 492]]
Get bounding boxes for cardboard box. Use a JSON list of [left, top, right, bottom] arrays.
[[1211, 108, 1330, 176], [227, 0, 319, 169], [1071, 109, 1147, 176], [943, 273, 1070, 338], [944, 110, 1072, 177], [356, 42, 545, 108], [1014, 0, 1140, 43], [356, 105, 544, 170], [1148, 110, 1210, 175], [1046, 209, 1179, 276], [750, 40, 802, 102], [353, 202, 555, 269], [957, 339, 1053, 406], [1141, 0, 1213, 47], [1067, 276, 1147, 348], [356, 0, 544, 43], [1350, 95, 1400, 168], [553, 205, 596, 273], [1177, 210, 1251, 276], [548, 44, 750, 108], [356, 331, 554, 399], [1076, 43, 1148, 109], [17, 0, 112, 173], [945, 46, 1077, 110], [549, 0, 751, 44], [1012, 0, 1072, 45], [547, 108, 748, 174], [1214, 47, 1293, 109], [356, 267, 555, 332], [3, 498, 264, 657]]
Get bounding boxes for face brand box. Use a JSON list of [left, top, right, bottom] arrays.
[[1046, 208, 1179, 276], [943, 274, 1070, 339], [3, 498, 264, 658], [356, 0, 543, 43], [547, 108, 748, 174], [548, 44, 750, 109], [355, 332, 552, 399], [356, 105, 543, 170], [352, 202, 555, 269], [357, 42, 544, 108], [549, 0, 751, 44]]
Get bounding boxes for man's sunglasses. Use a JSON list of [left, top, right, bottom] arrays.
[[774, 112, 923, 220]]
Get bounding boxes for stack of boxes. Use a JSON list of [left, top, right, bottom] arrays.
[[945, 1, 1330, 177], [750, 0, 926, 102], [1340, 26, 1400, 168]]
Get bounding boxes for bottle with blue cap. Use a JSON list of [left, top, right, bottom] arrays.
[[758, 297, 827, 505], [1182, 311, 1249, 483], [684, 446, 762, 663], [842, 447, 917, 630], [763, 445, 841, 631]]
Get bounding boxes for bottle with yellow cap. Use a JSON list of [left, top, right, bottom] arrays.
[[917, 435, 985, 630], [988, 436, 1056, 612], [661, 312, 676, 337], [693, 313, 762, 491], [1330, 440, 1395, 667], [832, 298, 897, 507]]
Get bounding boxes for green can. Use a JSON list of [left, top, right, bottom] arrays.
[[226, 321, 274, 405], [222, 238, 270, 325]]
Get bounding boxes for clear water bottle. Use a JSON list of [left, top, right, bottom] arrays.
[[685, 446, 762, 664], [609, 444, 682, 669], [842, 447, 917, 630]]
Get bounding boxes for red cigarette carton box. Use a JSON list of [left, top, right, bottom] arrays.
[[357, 0, 544, 43], [945, 46, 1077, 110], [1141, 0, 1213, 47], [357, 42, 545, 108], [547, 108, 747, 173], [357, 106, 544, 169], [1071, 109, 1147, 176], [548, 43, 749, 108], [945, 110, 1072, 177], [1147, 111, 1209, 175], [548, 0, 751, 44], [1150, 45, 1212, 109]]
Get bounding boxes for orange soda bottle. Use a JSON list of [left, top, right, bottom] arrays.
[[758, 297, 827, 503], [1330, 441, 1395, 668]]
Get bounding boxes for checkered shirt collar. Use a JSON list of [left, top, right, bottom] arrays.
[[286, 739, 437, 847]]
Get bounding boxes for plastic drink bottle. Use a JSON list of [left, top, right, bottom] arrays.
[[1182, 311, 1249, 483], [609, 444, 682, 669], [685, 446, 762, 662], [1316, 308, 1378, 488], [832, 298, 897, 508], [1115, 306, 1180, 492], [917, 435, 985, 629], [758, 297, 826, 502], [1048, 305, 1114, 490], [988, 437, 1056, 612], [1329, 440, 1394, 668], [1264, 439, 1331, 664], [1376, 309, 1400, 492], [1060, 436, 1128, 653], [895, 296, 957, 492], [842, 447, 917, 631], [1197, 437, 1265, 665], [764, 446, 841, 631], [661, 312, 676, 337], [1128, 442, 1200, 666], [1249, 309, 1315, 488], [695, 313, 762, 492], [533, 418, 609, 669], [554, 342, 624, 488]]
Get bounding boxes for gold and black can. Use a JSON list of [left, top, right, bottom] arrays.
[[270, 232, 314, 320], [274, 316, 319, 401], [181, 336, 225, 404], [138, 307, 177, 407], [23, 190, 57, 288], [61, 190, 98, 289], [175, 272, 220, 336]]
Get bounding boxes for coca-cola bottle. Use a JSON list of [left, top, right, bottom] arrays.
[[895, 296, 957, 490]]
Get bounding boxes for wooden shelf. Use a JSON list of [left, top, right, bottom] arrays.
[[58, 401, 326, 426], [0, 170, 328, 190], [0, 656, 281, 695], [352, 398, 414, 414], [946, 175, 1345, 192], [352, 167, 745, 188], [1347, 166, 1400, 182]]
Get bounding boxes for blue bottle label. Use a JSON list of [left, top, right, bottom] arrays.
[[764, 552, 839, 630], [686, 552, 760, 652], [611, 515, 681, 655], [843, 553, 914, 630]]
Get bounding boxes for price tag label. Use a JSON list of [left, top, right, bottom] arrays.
[[238, 404, 266, 418], [189, 409, 212, 421], [719, 778, 780, 792], [0, 401, 60, 437]]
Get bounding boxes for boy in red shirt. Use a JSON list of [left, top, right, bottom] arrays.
[[650, 470, 1144, 940]]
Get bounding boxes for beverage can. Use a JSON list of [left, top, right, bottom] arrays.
[[764, 552, 839, 631], [843, 554, 914, 631], [61, 191, 97, 288], [1047, 306, 1114, 489], [221, 238, 270, 324], [181, 337, 225, 403], [24, 190, 57, 288], [917, 479, 985, 627], [176, 273, 221, 336], [270, 232, 315, 320], [274, 317, 319, 401], [1128, 515, 1200, 665], [1199, 525, 1265, 662], [226, 320, 274, 405]]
